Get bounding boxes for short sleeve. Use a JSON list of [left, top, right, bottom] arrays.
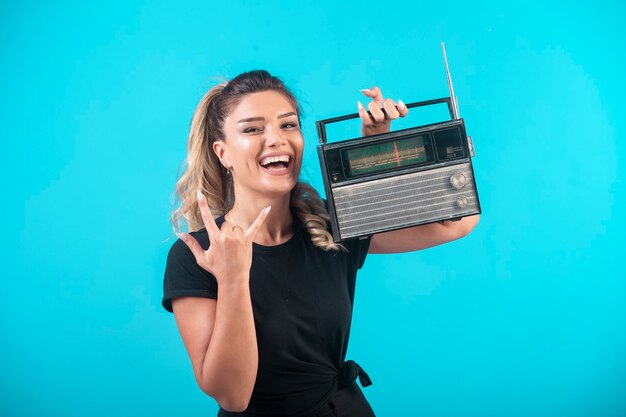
[[162, 235, 218, 313], [343, 235, 372, 270]]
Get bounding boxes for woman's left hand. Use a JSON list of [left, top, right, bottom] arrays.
[[358, 86, 409, 136]]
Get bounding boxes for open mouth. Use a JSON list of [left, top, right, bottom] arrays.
[[259, 154, 291, 171]]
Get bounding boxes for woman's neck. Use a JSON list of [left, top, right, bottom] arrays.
[[226, 193, 294, 246]]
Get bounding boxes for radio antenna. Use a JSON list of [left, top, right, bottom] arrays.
[[441, 42, 460, 120]]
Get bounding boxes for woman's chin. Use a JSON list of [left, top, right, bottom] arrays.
[[259, 176, 299, 197]]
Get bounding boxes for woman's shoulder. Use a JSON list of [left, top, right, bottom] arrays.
[[170, 216, 225, 255], [168, 230, 207, 259], [163, 225, 219, 313]]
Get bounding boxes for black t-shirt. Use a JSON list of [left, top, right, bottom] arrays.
[[162, 216, 371, 417]]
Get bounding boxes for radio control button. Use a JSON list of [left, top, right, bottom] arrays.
[[450, 173, 467, 189], [456, 196, 468, 209]]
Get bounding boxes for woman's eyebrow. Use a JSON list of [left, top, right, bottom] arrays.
[[237, 112, 297, 124], [237, 116, 264, 124]]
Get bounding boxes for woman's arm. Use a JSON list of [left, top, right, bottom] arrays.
[[368, 214, 480, 254], [172, 283, 256, 412], [172, 194, 271, 412]]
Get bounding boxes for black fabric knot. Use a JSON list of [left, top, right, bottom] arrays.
[[338, 360, 372, 388]]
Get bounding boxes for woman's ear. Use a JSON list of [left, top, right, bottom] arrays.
[[212, 140, 231, 169]]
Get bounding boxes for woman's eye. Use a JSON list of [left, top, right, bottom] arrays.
[[282, 122, 299, 129], [243, 127, 262, 134]]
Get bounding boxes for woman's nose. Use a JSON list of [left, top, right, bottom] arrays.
[[265, 128, 286, 147]]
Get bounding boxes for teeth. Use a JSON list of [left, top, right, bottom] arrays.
[[260, 155, 290, 166]]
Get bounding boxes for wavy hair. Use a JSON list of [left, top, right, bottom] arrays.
[[171, 70, 343, 251]]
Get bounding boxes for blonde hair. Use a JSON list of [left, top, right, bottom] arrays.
[[171, 70, 343, 252]]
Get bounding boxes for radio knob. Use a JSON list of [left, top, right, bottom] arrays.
[[456, 196, 468, 209], [450, 173, 467, 189]]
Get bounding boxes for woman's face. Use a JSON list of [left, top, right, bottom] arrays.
[[215, 90, 304, 199]]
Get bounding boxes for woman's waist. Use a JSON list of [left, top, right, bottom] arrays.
[[218, 360, 371, 417]]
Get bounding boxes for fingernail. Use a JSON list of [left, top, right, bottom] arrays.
[[357, 101, 364, 110], [398, 99, 406, 108], [360, 88, 371, 93], [196, 190, 204, 202], [265, 205, 272, 214]]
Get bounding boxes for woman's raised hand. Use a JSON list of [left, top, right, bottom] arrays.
[[177, 191, 271, 285], [357, 86, 409, 137]]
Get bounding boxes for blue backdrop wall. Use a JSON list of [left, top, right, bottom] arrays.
[[1, 1, 624, 416]]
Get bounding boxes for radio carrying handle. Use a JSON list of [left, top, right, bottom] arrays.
[[316, 97, 455, 145]]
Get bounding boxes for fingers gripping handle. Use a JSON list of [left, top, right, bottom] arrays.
[[316, 97, 455, 145]]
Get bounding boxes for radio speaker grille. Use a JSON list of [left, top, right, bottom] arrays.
[[332, 163, 479, 239]]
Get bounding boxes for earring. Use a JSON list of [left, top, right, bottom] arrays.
[[226, 167, 230, 175]]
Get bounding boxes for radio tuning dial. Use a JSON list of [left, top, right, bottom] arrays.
[[450, 173, 467, 189], [456, 196, 469, 209]]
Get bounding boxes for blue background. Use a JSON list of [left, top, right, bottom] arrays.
[[1, 1, 624, 416]]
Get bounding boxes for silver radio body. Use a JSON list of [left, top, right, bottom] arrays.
[[316, 44, 481, 241], [317, 116, 480, 241]]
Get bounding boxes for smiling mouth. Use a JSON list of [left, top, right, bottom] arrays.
[[259, 155, 291, 170]]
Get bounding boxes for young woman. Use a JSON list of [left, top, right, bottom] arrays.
[[163, 70, 479, 417]]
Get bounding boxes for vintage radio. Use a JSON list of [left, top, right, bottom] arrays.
[[316, 43, 481, 241]]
